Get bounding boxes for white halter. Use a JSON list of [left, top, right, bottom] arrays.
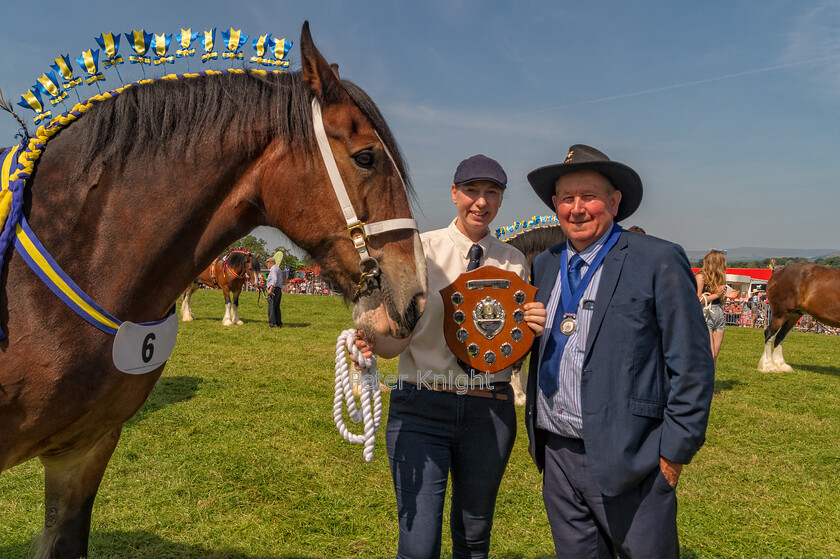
[[310, 97, 417, 297]]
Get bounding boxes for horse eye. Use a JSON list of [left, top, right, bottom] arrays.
[[353, 150, 375, 169]]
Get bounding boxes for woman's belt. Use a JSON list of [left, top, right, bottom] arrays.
[[402, 381, 511, 401]]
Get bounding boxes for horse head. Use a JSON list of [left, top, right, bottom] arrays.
[[248, 252, 263, 289], [257, 23, 426, 339]]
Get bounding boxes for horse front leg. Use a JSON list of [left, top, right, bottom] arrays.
[[180, 284, 199, 322], [231, 289, 244, 325], [34, 426, 122, 559], [222, 287, 233, 326]]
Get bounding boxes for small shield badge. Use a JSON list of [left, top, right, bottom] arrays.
[[440, 266, 538, 374]]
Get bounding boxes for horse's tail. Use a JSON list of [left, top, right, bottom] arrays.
[[0, 86, 30, 141]]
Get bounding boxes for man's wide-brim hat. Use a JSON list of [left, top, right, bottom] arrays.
[[527, 144, 643, 222]]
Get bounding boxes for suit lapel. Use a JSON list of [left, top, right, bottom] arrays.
[[584, 232, 628, 357], [536, 244, 563, 306]]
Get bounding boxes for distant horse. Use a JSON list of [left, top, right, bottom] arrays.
[[0, 23, 426, 558], [180, 248, 262, 325], [503, 225, 566, 404], [758, 263, 840, 372]]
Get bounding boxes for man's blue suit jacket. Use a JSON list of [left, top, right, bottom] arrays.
[[525, 230, 715, 497]]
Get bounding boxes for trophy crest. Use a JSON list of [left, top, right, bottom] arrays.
[[440, 266, 537, 373]]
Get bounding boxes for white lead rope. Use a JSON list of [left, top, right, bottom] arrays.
[[333, 329, 382, 462]]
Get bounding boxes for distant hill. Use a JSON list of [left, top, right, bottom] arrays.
[[684, 247, 840, 264]]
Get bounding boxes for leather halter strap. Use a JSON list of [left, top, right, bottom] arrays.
[[310, 98, 417, 281]]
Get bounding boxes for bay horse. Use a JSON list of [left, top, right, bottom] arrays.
[[0, 22, 426, 558], [758, 262, 840, 372], [180, 248, 262, 325]]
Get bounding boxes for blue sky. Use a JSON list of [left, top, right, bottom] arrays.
[[3, 1, 840, 253]]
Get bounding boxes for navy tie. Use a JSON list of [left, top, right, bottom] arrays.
[[567, 254, 584, 295], [457, 243, 484, 376], [538, 254, 585, 398], [467, 244, 483, 271]]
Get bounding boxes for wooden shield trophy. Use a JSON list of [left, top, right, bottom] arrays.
[[440, 266, 537, 374]]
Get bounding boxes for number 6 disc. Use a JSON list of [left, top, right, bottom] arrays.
[[112, 314, 179, 375]]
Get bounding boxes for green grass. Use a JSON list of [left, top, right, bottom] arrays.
[[1, 291, 839, 557]]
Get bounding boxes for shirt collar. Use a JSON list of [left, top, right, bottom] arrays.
[[566, 222, 615, 265], [447, 217, 491, 259]]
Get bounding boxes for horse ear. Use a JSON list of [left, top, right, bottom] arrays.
[[300, 21, 343, 103]]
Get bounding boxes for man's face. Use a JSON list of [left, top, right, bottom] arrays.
[[451, 180, 503, 239], [552, 170, 622, 252]]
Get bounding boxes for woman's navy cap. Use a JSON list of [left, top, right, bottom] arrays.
[[453, 154, 507, 189]]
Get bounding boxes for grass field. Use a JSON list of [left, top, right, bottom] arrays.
[[1, 290, 839, 558]]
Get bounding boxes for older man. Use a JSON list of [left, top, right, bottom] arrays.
[[265, 257, 283, 328], [525, 145, 715, 558]]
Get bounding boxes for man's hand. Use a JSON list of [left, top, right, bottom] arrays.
[[354, 330, 375, 360], [523, 302, 547, 336], [659, 456, 683, 488]]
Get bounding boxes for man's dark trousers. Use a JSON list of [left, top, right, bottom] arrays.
[[268, 291, 282, 327]]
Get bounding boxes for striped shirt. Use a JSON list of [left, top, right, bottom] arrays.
[[536, 228, 611, 438]]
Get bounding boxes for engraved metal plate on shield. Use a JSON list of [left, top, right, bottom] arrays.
[[513, 290, 526, 306], [484, 351, 497, 365], [466, 279, 511, 290], [456, 328, 469, 343], [511, 327, 523, 342], [500, 343, 512, 357], [513, 309, 525, 324], [467, 343, 479, 358], [451, 292, 464, 306], [453, 309, 466, 325], [472, 296, 505, 340]]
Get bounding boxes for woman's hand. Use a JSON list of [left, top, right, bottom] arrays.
[[523, 302, 547, 336], [354, 330, 375, 361]]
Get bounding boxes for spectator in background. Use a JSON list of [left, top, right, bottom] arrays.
[[696, 249, 728, 363], [266, 257, 283, 328]]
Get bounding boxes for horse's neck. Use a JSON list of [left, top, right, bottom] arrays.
[[24, 133, 265, 321]]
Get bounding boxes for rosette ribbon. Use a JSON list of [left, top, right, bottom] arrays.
[[152, 34, 174, 65], [76, 49, 105, 90], [50, 55, 83, 102], [95, 32, 125, 83], [175, 28, 198, 69], [17, 89, 51, 124], [250, 33, 272, 65], [126, 29, 153, 76], [221, 28, 249, 61], [269, 37, 293, 68], [201, 28, 218, 63], [36, 71, 68, 107]]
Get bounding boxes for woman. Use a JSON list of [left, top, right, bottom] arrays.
[[356, 154, 545, 559], [696, 249, 728, 364]]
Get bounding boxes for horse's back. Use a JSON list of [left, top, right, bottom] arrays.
[[768, 263, 840, 325]]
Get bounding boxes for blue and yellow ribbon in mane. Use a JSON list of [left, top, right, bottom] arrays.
[[221, 28, 248, 60], [125, 29, 153, 65], [50, 54, 83, 92], [76, 49, 105, 87], [152, 33, 174, 65], [201, 28, 218, 62], [95, 32, 124, 69], [17, 89, 51, 124], [250, 33, 272, 65], [36, 71, 68, 106], [269, 37, 293, 68], [175, 28, 198, 58]]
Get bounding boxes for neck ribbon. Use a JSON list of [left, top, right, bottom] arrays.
[[559, 223, 622, 322]]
